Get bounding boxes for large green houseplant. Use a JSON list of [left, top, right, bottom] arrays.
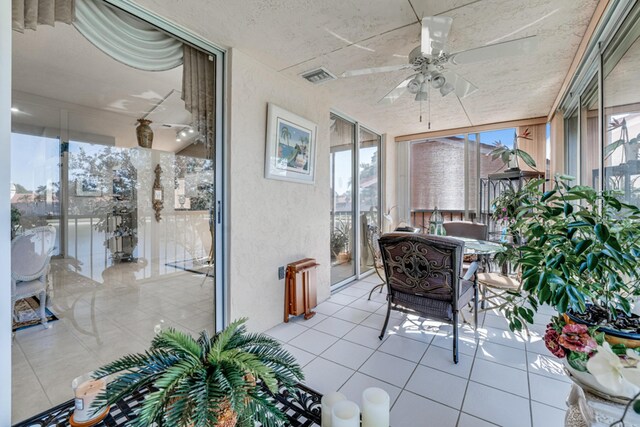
[[500, 176, 640, 332], [497, 176, 640, 402], [92, 319, 303, 427]]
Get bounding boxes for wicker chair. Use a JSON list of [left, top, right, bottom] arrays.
[[378, 233, 478, 363]]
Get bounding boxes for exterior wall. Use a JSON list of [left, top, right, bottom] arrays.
[[227, 49, 331, 332]]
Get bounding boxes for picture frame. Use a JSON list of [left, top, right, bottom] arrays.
[[75, 177, 101, 197], [265, 103, 317, 184]]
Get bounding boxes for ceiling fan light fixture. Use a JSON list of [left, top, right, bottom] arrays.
[[440, 82, 455, 97], [431, 74, 446, 89], [415, 91, 428, 101], [407, 78, 421, 94], [419, 82, 429, 93]]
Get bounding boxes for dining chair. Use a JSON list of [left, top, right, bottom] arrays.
[[367, 225, 421, 300], [477, 272, 522, 310], [378, 233, 478, 363], [11, 225, 57, 328], [442, 221, 487, 240]]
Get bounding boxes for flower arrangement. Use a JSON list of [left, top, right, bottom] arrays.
[[544, 315, 599, 370], [545, 315, 640, 419]]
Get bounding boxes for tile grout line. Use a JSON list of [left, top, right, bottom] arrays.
[[456, 312, 483, 426]]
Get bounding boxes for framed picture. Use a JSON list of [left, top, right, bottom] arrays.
[[265, 103, 317, 184], [76, 177, 101, 197], [153, 189, 163, 201]]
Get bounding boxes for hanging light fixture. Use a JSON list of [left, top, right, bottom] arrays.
[[407, 73, 424, 94], [430, 73, 446, 89], [415, 81, 429, 101], [440, 81, 455, 96]]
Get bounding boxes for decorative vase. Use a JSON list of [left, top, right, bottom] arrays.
[[565, 310, 640, 349], [563, 360, 634, 402], [136, 119, 153, 148], [506, 153, 520, 171]]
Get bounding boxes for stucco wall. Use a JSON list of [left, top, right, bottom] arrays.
[[227, 49, 331, 332]]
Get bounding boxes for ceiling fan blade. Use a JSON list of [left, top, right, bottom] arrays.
[[448, 35, 537, 65], [378, 75, 415, 104], [442, 71, 478, 98], [421, 16, 453, 56], [341, 63, 412, 78]]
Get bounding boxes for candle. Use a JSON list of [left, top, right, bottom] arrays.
[[362, 387, 390, 427], [321, 391, 346, 427], [72, 376, 106, 422], [331, 400, 360, 427]]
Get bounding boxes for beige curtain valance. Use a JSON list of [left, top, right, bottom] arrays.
[[12, 0, 75, 32]]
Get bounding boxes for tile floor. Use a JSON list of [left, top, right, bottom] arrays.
[[267, 275, 570, 427], [12, 268, 568, 426], [11, 259, 214, 424]]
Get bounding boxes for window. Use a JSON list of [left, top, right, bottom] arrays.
[[603, 4, 640, 206], [409, 127, 519, 229], [329, 113, 381, 286]]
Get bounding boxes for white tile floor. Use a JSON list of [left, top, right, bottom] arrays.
[[12, 268, 569, 426], [267, 275, 571, 427], [11, 259, 214, 424]]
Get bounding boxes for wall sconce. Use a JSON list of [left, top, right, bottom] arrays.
[[152, 164, 163, 222]]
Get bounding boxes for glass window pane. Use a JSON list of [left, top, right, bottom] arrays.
[[603, 5, 640, 206], [580, 77, 599, 187], [565, 111, 579, 178], [330, 114, 355, 285], [359, 127, 380, 275]]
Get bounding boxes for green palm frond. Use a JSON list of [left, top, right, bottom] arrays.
[[92, 318, 302, 426], [151, 328, 203, 360]]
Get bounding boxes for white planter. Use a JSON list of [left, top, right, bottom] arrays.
[[563, 360, 636, 401]]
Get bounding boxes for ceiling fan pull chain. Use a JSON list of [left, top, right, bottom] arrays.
[[419, 100, 423, 123], [428, 86, 431, 130]]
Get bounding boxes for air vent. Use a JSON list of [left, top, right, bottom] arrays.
[[300, 67, 337, 84]]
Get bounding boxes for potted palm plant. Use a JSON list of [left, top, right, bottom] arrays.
[[488, 128, 537, 171], [498, 176, 640, 397], [92, 318, 304, 426]]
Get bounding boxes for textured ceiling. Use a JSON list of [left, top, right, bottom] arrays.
[[132, 0, 599, 136], [11, 23, 196, 152], [14, 0, 600, 139]]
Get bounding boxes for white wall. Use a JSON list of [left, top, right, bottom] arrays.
[[227, 49, 332, 332], [0, 0, 11, 423]]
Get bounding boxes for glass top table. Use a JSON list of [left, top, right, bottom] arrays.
[[452, 237, 506, 255]]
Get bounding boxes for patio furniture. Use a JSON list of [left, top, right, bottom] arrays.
[[11, 225, 57, 328], [443, 221, 487, 240], [13, 382, 323, 427], [367, 225, 420, 300], [378, 233, 478, 363], [477, 272, 521, 310]]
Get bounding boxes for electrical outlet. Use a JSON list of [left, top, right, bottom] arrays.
[[278, 266, 285, 280]]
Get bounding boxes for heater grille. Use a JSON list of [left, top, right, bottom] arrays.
[[300, 67, 336, 84]]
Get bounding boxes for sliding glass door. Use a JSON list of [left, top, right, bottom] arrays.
[[329, 113, 381, 287], [330, 114, 355, 285], [358, 128, 380, 275]]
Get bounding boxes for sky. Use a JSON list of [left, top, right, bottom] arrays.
[[10, 133, 59, 192]]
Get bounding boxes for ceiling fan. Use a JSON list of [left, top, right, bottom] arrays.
[[341, 16, 537, 105]]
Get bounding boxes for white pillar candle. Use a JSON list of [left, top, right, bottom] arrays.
[[321, 391, 347, 427], [331, 400, 360, 427], [72, 377, 106, 422], [362, 387, 390, 427]]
